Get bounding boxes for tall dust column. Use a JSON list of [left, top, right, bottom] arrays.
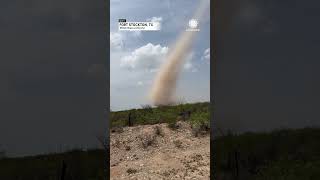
[[149, 0, 209, 106]]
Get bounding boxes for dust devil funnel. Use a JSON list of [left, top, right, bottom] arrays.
[[149, 0, 209, 106]]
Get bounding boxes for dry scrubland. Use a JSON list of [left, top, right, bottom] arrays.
[[110, 121, 210, 180], [110, 102, 211, 179]]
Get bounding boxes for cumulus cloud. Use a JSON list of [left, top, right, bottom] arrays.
[[146, 16, 163, 31], [120, 43, 169, 71], [147, 16, 163, 22], [110, 32, 123, 50]]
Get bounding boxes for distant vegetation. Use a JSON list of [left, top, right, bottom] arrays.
[[110, 102, 211, 135], [214, 127, 320, 180], [0, 149, 105, 180]]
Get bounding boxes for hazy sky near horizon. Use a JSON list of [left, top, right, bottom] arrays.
[[110, 0, 210, 111]]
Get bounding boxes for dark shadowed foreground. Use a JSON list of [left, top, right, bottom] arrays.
[[0, 149, 105, 180], [214, 128, 320, 180]]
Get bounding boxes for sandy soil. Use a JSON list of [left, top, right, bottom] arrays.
[[110, 121, 210, 180]]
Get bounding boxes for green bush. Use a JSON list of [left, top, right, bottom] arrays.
[[110, 102, 210, 128], [190, 111, 210, 136]]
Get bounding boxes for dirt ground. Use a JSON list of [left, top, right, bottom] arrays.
[[110, 121, 210, 180]]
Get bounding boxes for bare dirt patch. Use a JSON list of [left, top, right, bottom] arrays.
[[110, 121, 210, 180]]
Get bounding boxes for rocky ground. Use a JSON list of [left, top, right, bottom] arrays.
[[110, 121, 210, 180]]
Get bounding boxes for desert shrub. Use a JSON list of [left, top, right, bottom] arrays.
[[141, 104, 153, 113], [110, 102, 210, 128], [127, 168, 137, 174], [154, 125, 164, 137], [173, 140, 183, 148], [190, 111, 210, 137], [113, 139, 122, 148], [141, 136, 155, 148], [110, 111, 128, 127], [139, 129, 157, 149], [168, 120, 179, 130], [110, 126, 124, 133], [156, 109, 178, 129]]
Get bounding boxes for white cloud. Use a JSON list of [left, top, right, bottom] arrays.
[[147, 16, 163, 22], [202, 48, 210, 62], [110, 32, 124, 50], [120, 43, 169, 71]]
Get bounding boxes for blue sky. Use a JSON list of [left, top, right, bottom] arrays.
[[110, 0, 210, 111]]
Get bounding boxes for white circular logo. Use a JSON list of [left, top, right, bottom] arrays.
[[188, 19, 198, 29]]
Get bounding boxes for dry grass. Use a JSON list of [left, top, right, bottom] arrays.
[[154, 125, 165, 137]]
